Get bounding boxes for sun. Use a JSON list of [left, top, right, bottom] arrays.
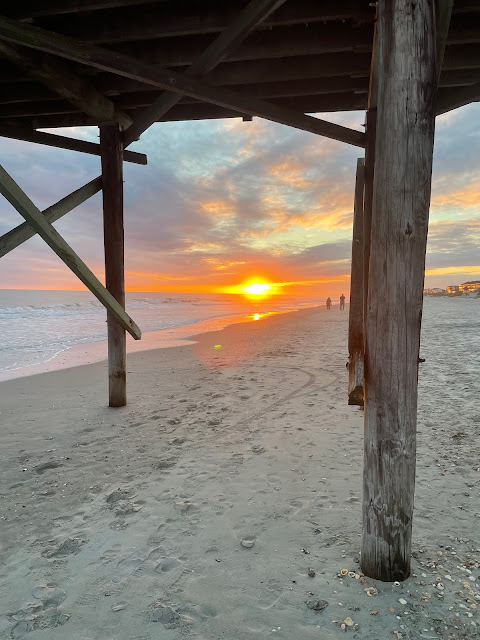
[[243, 283, 271, 296]]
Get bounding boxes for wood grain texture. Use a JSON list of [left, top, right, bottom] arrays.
[[100, 124, 127, 407], [348, 158, 365, 406], [362, 108, 376, 331], [361, 0, 437, 582]]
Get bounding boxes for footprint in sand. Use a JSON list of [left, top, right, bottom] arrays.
[[32, 584, 66, 607], [152, 458, 177, 471], [115, 556, 144, 576], [190, 603, 218, 619], [154, 557, 183, 573], [288, 497, 311, 517], [145, 602, 182, 627], [42, 537, 86, 558], [8, 585, 70, 638], [34, 460, 63, 474]]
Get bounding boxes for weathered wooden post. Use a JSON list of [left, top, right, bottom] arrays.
[[348, 158, 365, 406], [100, 124, 127, 407], [361, 0, 437, 581], [363, 108, 376, 327]]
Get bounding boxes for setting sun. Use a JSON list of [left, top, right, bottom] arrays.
[[243, 283, 271, 295]]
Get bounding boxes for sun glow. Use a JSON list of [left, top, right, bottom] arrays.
[[243, 283, 271, 296]]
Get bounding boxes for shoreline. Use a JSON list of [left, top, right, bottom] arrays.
[[0, 305, 309, 383]]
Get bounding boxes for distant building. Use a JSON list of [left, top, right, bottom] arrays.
[[459, 280, 480, 293], [447, 285, 460, 294], [423, 287, 446, 295]]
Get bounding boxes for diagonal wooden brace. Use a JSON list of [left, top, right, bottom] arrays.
[[0, 176, 102, 257], [0, 163, 141, 340], [0, 14, 365, 148], [123, 0, 288, 146]]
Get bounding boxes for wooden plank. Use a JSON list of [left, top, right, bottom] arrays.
[[5, 0, 371, 23], [348, 158, 365, 407], [437, 80, 480, 113], [0, 74, 374, 106], [0, 163, 141, 340], [100, 124, 127, 407], [436, 0, 454, 82], [114, 23, 373, 67], [16, 89, 368, 129], [4, 0, 168, 20], [20, 90, 368, 130], [0, 15, 366, 147], [0, 126, 147, 164], [0, 176, 101, 257], [124, 0, 289, 145], [0, 40, 131, 129], [361, 0, 437, 582], [21, 1, 374, 44]]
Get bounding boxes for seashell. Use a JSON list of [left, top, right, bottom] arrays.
[[343, 617, 354, 626], [436, 583, 444, 590], [393, 581, 401, 587], [348, 571, 356, 578], [340, 569, 348, 576]]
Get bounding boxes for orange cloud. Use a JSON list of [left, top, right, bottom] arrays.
[[425, 265, 480, 276], [267, 159, 315, 189], [431, 184, 480, 209], [200, 200, 234, 218], [202, 257, 246, 271]]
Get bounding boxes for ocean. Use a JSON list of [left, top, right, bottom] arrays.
[[1, 291, 478, 383], [0, 290, 320, 379]]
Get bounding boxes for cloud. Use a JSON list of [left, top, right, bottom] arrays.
[[0, 104, 479, 293]]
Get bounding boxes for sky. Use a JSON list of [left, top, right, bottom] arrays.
[[0, 104, 479, 297]]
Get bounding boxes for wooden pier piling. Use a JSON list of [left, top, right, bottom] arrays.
[[361, 0, 437, 581], [348, 158, 365, 406], [100, 124, 127, 407]]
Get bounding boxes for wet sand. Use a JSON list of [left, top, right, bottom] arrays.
[[0, 306, 478, 639]]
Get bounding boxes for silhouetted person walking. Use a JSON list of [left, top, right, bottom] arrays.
[[326, 297, 332, 310], [340, 293, 345, 310]]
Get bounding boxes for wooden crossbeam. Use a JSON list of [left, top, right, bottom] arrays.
[[0, 163, 141, 340], [0, 40, 131, 129], [0, 77, 371, 114], [124, 0, 289, 145], [436, 81, 480, 112], [0, 126, 147, 164], [0, 15, 365, 148], [0, 176, 101, 257]]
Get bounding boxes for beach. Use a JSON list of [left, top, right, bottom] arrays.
[[0, 304, 478, 640]]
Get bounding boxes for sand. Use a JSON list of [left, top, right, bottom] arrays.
[[0, 306, 478, 640]]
